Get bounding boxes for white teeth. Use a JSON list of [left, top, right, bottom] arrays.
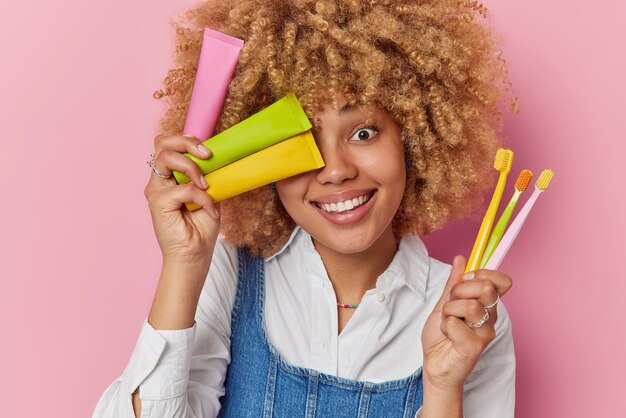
[[316, 193, 372, 214]]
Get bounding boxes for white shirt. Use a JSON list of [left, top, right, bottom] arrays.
[[93, 227, 515, 417]]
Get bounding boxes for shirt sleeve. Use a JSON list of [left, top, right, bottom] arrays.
[[92, 237, 239, 418], [462, 301, 516, 418]]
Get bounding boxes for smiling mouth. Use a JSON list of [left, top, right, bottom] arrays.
[[313, 191, 376, 214]]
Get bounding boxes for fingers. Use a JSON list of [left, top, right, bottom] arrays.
[[148, 182, 220, 219], [449, 279, 500, 309], [439, 268, 513, 344], [440, 316, 474, 342], [146, 133, 212, 191], [440, 316, 493, 358], [433, 261, 513, 366], [440, 298, 496, 354], [151, 148, 209, 189], [442, 299, 490, 326], [460, 269, 513, 298], [144, 132, 217, 218], [153, 133, 212, 158]]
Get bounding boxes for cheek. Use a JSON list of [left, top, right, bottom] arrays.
[[362, 148, 407, 189], [380, 151, 407, 204], [389, 166, 407, 202], [275, 173, 313, 206], [387, 140, 407, 182]]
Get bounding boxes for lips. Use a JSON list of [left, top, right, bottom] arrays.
[[314, 191, 374, 213], [310, 190, 378, 226]]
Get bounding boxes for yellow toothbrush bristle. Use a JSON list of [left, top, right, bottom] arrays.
[[493, 148, 514, 173], [536, 169, 554, 190], [514, 169, 533, 192]]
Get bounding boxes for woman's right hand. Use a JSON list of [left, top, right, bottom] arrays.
[[144, 133, 220, 264]]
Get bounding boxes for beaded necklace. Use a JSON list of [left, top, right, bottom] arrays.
[[337, 303, 359, 309]]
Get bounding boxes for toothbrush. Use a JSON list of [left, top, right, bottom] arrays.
[[464, 148, 514, 274], [479, 169, 533, 269], [484, 169, 554, 270]]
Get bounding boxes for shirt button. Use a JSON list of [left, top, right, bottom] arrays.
[[377, 293, 386, 303]]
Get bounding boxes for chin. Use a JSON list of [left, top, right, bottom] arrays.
[[311, 226, 390, 256]]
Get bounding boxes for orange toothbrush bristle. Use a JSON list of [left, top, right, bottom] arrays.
[[514, 169, 533, 192]]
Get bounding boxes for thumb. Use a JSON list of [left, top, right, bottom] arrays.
[[434, 255, 466, 312]]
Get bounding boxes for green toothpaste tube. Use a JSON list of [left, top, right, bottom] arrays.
[[173, 94, 312, 184]]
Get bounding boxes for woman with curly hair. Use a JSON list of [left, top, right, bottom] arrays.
[[94, 0, 515, 417]]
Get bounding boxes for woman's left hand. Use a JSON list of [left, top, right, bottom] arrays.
[[421, 255, 513, 392]]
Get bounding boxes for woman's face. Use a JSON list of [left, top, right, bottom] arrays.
[[275, 97, 406, 255]]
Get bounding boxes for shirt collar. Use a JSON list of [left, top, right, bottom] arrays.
[[384, 234, 430, 300], [264, 226, 303, 262], [265, 226, 431, 300]]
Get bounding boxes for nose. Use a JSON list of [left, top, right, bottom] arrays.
[[315, 141, 358, 185]]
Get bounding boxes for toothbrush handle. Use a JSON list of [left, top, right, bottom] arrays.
[[484, 189, 542, 270], [479, 191, 520, 269], [466, 172, 508, 272]]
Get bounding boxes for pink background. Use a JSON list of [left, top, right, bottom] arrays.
[[1, 0, 624, 416]]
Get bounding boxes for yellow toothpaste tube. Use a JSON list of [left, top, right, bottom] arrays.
[[186, 131, 324, 211], [174, 94, 312, 185]]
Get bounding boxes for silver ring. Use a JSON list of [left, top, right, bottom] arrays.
[[465, 308, 490, 328], [147, 157, 171, 179], [483, 293, 500, 310]]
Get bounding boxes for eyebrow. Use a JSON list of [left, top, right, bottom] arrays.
[[338, 103, 360, 114], [310, 102, 367, 128]]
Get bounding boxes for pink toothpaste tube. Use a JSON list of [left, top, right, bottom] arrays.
[[183, 28, 244, 140]]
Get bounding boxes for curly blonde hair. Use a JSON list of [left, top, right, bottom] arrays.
[[155, 0, 511, 257]]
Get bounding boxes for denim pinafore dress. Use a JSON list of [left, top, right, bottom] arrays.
[[217, 248, 423, 418]]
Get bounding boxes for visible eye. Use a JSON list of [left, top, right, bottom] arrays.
[[350, 127, 378, 141]]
